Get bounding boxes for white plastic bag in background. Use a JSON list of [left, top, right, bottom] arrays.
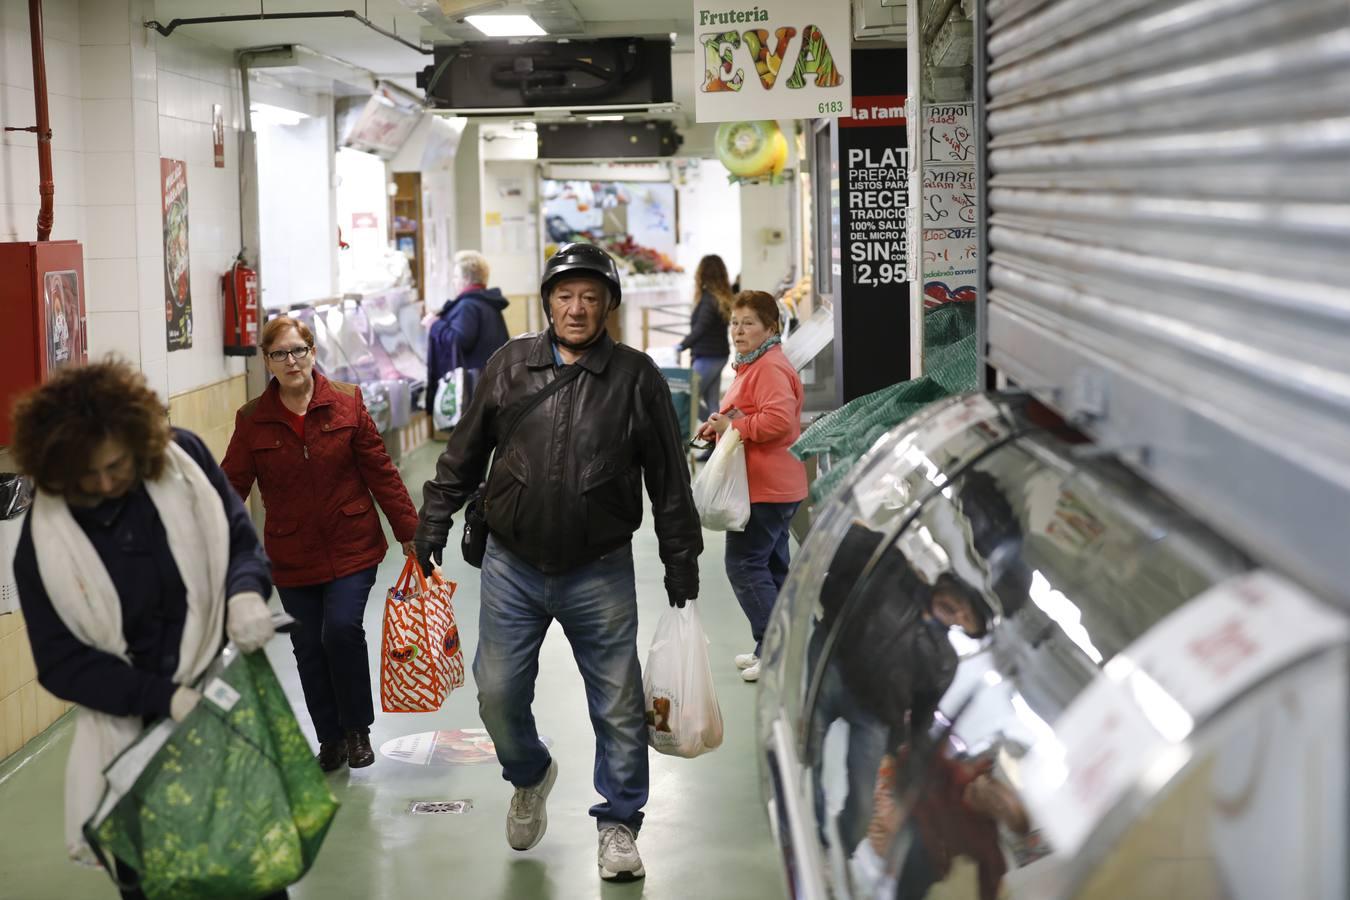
[[643, 603, 724, 758], [432, 368, 466, 430], [691, 429, 750, 531]]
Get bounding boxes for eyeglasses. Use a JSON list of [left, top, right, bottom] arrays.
[[266, 346, 313, 363]]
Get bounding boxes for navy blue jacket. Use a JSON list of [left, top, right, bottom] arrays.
[[13, 428, 271, 721], [677, 291, 730, 360], [427, 287, 511, 392]]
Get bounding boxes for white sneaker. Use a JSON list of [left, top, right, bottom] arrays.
[[598, 824, 645, 881], [741, 662, 761, 682], [734, 652, 759, 670], [506, 758, 557, 851]]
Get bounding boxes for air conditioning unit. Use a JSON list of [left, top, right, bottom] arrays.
[[418, 38, 674, 116], [537, 120, 683, 159]]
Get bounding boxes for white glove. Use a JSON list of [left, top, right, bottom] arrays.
[[170, 686, 201, 723], [226, 591, 276, 653]]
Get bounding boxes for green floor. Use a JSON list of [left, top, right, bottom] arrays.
[[0, 441, 787, 900]]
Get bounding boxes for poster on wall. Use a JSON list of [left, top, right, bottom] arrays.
[[161, 158, 193, 351], [921, 103, 978, 306], [43, 270, 83, 371], [692, 0, 851, 123]]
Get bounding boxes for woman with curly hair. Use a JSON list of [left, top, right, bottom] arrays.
[[8, 359, 279, 897]]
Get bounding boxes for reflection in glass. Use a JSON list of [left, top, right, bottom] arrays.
[[753, 393, 1341, 900]]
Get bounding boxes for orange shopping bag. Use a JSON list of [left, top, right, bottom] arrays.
[[380, 555, 465, 713]]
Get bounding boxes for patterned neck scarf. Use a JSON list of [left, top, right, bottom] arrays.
[[733, 334, 782, 369]]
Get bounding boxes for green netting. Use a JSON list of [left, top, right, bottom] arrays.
[[87, 652, 339, 900], [792, 303, 978, 502]]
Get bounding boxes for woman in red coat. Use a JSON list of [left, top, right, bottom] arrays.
[[223, 316, 419, 771]]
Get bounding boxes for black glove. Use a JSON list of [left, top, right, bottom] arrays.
[[664, 568, 699, 609], [415, 541, 443, 577]]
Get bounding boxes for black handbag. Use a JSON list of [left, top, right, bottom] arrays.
[[460, 365, 583, 568]]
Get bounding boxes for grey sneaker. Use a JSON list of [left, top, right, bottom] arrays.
[[506, 758, 557, 851], [598, 824, 645, 881]]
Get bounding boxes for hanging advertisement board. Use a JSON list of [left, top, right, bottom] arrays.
[[692, 0, 851, 123]]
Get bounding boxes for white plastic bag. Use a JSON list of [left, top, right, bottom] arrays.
[[643, 603, 724, 758], [432, 368, 466, 430], [691, 429, 750, 531]]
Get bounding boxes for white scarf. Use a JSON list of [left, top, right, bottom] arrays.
[[30, 441, 230, 862]]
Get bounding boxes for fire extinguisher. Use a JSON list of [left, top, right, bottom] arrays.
[[222, 254, 259, 356]]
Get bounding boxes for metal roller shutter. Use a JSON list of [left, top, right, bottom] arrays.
[[977, 0, 1350, 605]]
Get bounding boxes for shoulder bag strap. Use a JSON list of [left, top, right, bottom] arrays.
[[497, 363, 584, 450]]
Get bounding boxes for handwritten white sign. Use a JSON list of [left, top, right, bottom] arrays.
[[921, 104, 978, 298]]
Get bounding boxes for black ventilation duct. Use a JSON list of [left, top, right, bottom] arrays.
[[419, 38, 673, 114]]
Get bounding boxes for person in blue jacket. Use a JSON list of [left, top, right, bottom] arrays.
[[426, 250, 511, 415]]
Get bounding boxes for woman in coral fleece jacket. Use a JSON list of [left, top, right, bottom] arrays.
[[697, 290, 808, 683]]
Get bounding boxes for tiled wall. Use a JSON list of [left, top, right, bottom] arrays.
[[1, 0, 256, 762], [0, 611, 73, 759], [0, 0, 248, 401], [0, 0, 85, 248], [155, 30, 249, 396], [166, 373, 248, 461]]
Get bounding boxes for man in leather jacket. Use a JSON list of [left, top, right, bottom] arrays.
[[414, 242, 702, 883]]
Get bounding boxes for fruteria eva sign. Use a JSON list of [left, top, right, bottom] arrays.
[[692, 0, 852, 124]]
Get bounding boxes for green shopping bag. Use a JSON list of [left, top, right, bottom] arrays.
[[84, 649, 340, 900]]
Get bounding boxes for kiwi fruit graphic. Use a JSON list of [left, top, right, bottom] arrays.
[[716, 120, 787, 178]]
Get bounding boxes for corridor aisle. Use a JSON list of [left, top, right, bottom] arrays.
[[0, 440, 787, 900]]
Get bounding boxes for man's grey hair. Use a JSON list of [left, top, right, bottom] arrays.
[[452, 250, 490, 286]]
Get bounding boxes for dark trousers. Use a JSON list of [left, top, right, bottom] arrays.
[[725, 501, 800, 656], [691, 355, 727, 422], [277, 565, 379, 744], [115, 858, 288, 899]]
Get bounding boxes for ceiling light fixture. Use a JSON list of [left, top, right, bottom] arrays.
[[465, 15, 546, 37], [586, 114, 624, 122]]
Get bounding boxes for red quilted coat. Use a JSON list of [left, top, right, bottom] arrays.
[[222, 373, 419, 588]]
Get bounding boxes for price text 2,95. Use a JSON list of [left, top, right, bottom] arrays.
[[852, 262, 905, 286]]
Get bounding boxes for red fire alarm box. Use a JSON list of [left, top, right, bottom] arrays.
[[0, 240, 87, 445]]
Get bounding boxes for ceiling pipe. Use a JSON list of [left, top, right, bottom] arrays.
[[2, 0, 56, 240], [144, 9, 433, 55]]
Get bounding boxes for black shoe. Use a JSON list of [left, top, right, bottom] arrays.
[[347, 730, 375, 768], [317, 739, 348, 772]]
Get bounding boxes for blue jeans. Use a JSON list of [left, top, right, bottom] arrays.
[[476, 536, 648, 833], [276, 566, 379, 745], [725, 501, 799, 656], [691, 355, 728, 422]]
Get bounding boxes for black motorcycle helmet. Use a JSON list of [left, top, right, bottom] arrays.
[[540, 242, 623, 318]]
